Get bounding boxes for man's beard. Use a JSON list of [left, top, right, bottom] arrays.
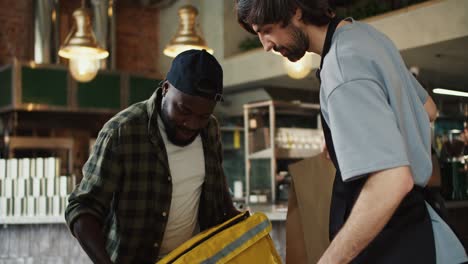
[[274, 25, 309, 62], [160, 99, 199, 147]]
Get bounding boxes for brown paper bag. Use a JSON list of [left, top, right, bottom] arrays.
[[286, 154, 336, 264]]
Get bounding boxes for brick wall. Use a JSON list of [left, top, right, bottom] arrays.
[[0, 0, 160, 78], [0, 0, 33, 65], [117, 3, 161, 78]]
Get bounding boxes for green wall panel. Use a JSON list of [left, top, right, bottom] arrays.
[[129, 76, 160, 105], [77, 73, 120, 109], [22, 66, 68, 106], [0, 67, 12, 107]]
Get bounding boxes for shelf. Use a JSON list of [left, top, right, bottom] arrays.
[[7, 136, 74, 174], [232, 197, 246, 202], [248, 147, 321, 159], [221, 127, 244, 132], [247, 204, 288, 221], [244, 100, 323, 204], [248, 148, 273, 159], [276, 148, 321, 159], [0, 216, 65, 225], [9, 136, 74, 150], [445, 200, 468, 209], [224, 147, 243, 151]]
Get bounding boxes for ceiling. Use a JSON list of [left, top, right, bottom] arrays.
[[237, 36, 468, 103], [401, 36, 468, 92]]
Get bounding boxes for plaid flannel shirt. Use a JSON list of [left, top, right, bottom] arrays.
[[65, 89, 234, 264]]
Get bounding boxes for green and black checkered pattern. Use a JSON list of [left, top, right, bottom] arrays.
[[65, 89, 234, 263]]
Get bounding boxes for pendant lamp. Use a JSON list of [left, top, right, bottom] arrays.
[[58, 1, 108, 82], [163, 5, 213, 58]]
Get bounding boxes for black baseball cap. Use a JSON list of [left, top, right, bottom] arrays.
[[166, 49, 224, 102]]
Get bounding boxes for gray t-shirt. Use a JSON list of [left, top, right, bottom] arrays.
[[320, 19, 467, 263]]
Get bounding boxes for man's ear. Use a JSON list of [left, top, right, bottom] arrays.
[[294, 8, 303, 21], [162, 81, 170, 96], [291, 8, 304, 27]]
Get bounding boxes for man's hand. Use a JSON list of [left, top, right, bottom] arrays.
[[318, 166, 414, 264], [73, 214, 113, 264]]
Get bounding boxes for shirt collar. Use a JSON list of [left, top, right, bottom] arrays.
[[146, 88, 211, 146]]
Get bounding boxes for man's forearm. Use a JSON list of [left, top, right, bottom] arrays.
[[73, 214, 113, 264], [424, 96, 437, 122], [318, 166, 414, 264]]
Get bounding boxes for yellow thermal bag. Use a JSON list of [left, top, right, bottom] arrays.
[[157, 211, 282, 264]]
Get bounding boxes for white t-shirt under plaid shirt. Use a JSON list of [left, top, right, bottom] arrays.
[[158, 115, 205, 255]]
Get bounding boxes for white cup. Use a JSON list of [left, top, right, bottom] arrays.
[[234, 181, 243, 199]]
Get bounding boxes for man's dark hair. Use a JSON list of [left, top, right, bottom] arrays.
[[236, 0, 334, 35]]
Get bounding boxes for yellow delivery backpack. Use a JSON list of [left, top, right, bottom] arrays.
[[157, 211, 282, 264]]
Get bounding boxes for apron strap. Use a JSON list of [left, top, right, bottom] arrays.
[[315, 16, 343, 83], [317, 16, 343, 170]]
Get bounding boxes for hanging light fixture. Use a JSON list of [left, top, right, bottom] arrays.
[[163, 5, 213, 58], [283, 53, 313, 79], [58, 1, 108, 82], [433, 88, 468, 98]]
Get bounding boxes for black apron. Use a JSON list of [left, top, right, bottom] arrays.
[[317, 17, 436, 264]]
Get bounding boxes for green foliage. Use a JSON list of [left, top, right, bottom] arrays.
[[337, 0, 428, 20], [238, 37, 262, 52]]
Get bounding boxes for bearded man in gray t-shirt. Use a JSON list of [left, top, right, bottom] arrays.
[[236, 0, 467, 263]]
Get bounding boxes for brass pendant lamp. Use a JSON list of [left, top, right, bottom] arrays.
[[58, 0, 108, 82], [283, 53, 313, 79], [163, 5, 213, 58]]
